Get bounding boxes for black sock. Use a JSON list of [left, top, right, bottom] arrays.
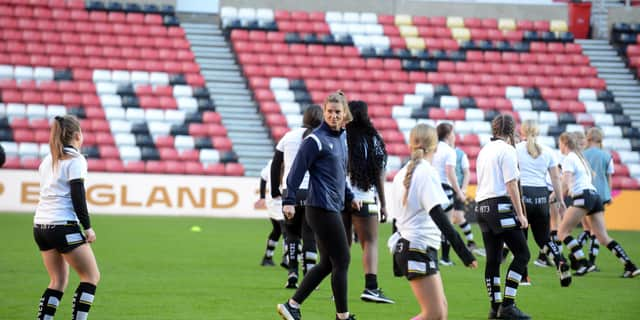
[[550, 230, 562, 252], [303, 251, 317, 276], [607, 240, 633, 266], [365, 273, 378, 290], [563, 235, 586, 262], [72, 282, 96, 320], [459, 221, 474, 242], [576, 230, 590, 247], [589, 235, 599, 264], [503, 269, 523, 307], [287, 240, 300, 273], [38, 288, 63, 320], [264, 239, 277, 259], [484, 277, 502, 311]]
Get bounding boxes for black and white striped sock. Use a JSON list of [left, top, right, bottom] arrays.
[[459, 221, 474, 242], [589, 234, 599, 264], [72, 282, 96, 320], [38, 288, 63, 320], [607, 240, 632, 266]]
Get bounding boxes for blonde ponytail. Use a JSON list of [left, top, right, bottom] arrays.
[[521, 120, 541, 158], [402, 124, 437, 205], [559, 132, 594, 180], [49, 115, 81, 170]]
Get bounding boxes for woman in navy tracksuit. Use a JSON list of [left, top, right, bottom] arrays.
[[277, 91, 359, 320]]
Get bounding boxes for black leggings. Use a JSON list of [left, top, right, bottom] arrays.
[[522, 186, 551, 249], [268, 218, 283, 241], [284, 189, 316, 274], [292, 206, 351, 313]]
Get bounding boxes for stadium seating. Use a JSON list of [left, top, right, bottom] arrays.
[[223, 7, 640, 188], [611, 22, 640, 78], [0, 0, 243, 176]]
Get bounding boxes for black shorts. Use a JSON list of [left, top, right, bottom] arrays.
[[33, 222, 86, 253], [393, 238, 439, 280], [572, 190, 604, 215], [344, 200, 378, 218], [441, 184, 454, 212], [475, 196, 521, 235]]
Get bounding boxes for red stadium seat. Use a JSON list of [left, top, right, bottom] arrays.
[[124, 161, 145, 173], [105, 159, 124, 172], [225, 163, 245, 176], [145, 161, 167, 174], [204, 163, 226, 176]]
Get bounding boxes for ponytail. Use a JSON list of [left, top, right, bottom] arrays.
[[402, 148, 424, 206], [521, 120, 541, 158], [49, 115, 81, 170]]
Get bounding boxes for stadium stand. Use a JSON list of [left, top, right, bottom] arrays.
[[222, 7, 640, 188], [0, 0, 243, 176]]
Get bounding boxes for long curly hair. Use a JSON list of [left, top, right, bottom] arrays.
[[346, 100, 387, 191]]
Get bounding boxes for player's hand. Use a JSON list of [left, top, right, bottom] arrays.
[[457, 191, 466, 202], [517, 214, 528, 229], [283, 205, 295, 219], [84, 228, 96, 243], [379, 207, 388, 223], [351, 200, 362, 211], [467, 260, 478, 269], [253, 198, 266, 209], [557, 202, 567, 216]]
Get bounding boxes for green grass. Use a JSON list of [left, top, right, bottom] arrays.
[[1, 213, 639, 319]]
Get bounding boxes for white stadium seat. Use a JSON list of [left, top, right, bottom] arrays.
[[39, 144, 50, 157], [396, 118, 416, 131], [365, 24, 384, 35], [619, 151, 640, 163], [199, 149, 220, 164], [220, 6, 238, 20], [173, 85, 193, 98], [387, 155, 402, 171], [505, 86, 524, 99], [110, 120, 133, 134], [19, 142, 40, 158], [273, 90, 295, 103], [0, 65, 13, 79], [145, 109, 165, 122], [148, 121, 171, 136], [96, 82, 118, 95], [593, 113, 614, 126], [269, 78, 289, 90], [165, 110, 186, 123], [440, 96, 459, 109], [100, 94, 122, 108], [403, 95, 424, 108], [237, 8, 256, 21], [511, 99, 532, 111], [105, 108, 126, 120], [342, 12, 360, 24], [26, 104, 46, 119], [46, 105, 67, 118], [415, 83, 434, 98], [465, 108, 484, 121], [33, 67, 54, 81], [6, 103, 26, 118], [601, 125, 622, 138], [174, 135, 195, 150], [279, 102, 301, 115], [539, 111, 558, 125], [360, 12, 377, 24], [256, 8, 274, 22], [330, 23, 349, 35], [518, 110, 538, 122], [584, 101, 605, 113], [286, 114, 302, 128], [176, 97, 198, 112], [149, 72, 169, 85], [119, 146, 141, 161], [111, 70, 130, 84], [578, 88, 597, 101], [0, 142, 18, 156], [604, 138, 631, 151], [14, 66, 34, 80], [392, 106, 412, 119], [131, 71, 150, 85], [114, 133, 136, 146], [93, 69, 111, 83], [126, 108, 146, 122], [325, 11, 343, 23]]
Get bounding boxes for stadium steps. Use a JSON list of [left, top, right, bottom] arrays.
[[183, 21, 273, 176], [578, 39, 640, 128]]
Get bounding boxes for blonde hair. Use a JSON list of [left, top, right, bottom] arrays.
[[586, 127, 604, 149], [403, 124, 438, 205], [521, 120, 541, 158], [323, 90, 352, 125], [49, 115, 81, 170], [572, 130, 586, 151], [559, 132, 593, 179]]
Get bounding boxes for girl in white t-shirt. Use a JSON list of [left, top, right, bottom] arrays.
[[557, 132, 639, 278], [516, 120, 571, 286], [390, 124, 476, 320], [475, 114, 530, 319], [33, 115, 100, 320]]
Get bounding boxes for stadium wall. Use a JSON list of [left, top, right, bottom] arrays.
[[608, 6, 640, 25], [219, 0, 568, 20], [2, 170, 639, 230]]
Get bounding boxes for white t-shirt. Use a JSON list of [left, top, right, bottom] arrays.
[[260, 160, 284, 220], [475, 140, 520, 202], [276, 127, 310, 189], [34, 148, 87, 224], [516, 141, 558, 187], [391, 160, 450, 250], [561, 152, 596, 195], [432, 141, 457, 186]]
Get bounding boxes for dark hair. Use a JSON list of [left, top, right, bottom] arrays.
[[346, 100, 387, 191], [491, 114, 516, 146], [302, 104, 323, 138], [50, 115, 81, 170], [0, 143, 5, 168], [436, 122, 453, 141]]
